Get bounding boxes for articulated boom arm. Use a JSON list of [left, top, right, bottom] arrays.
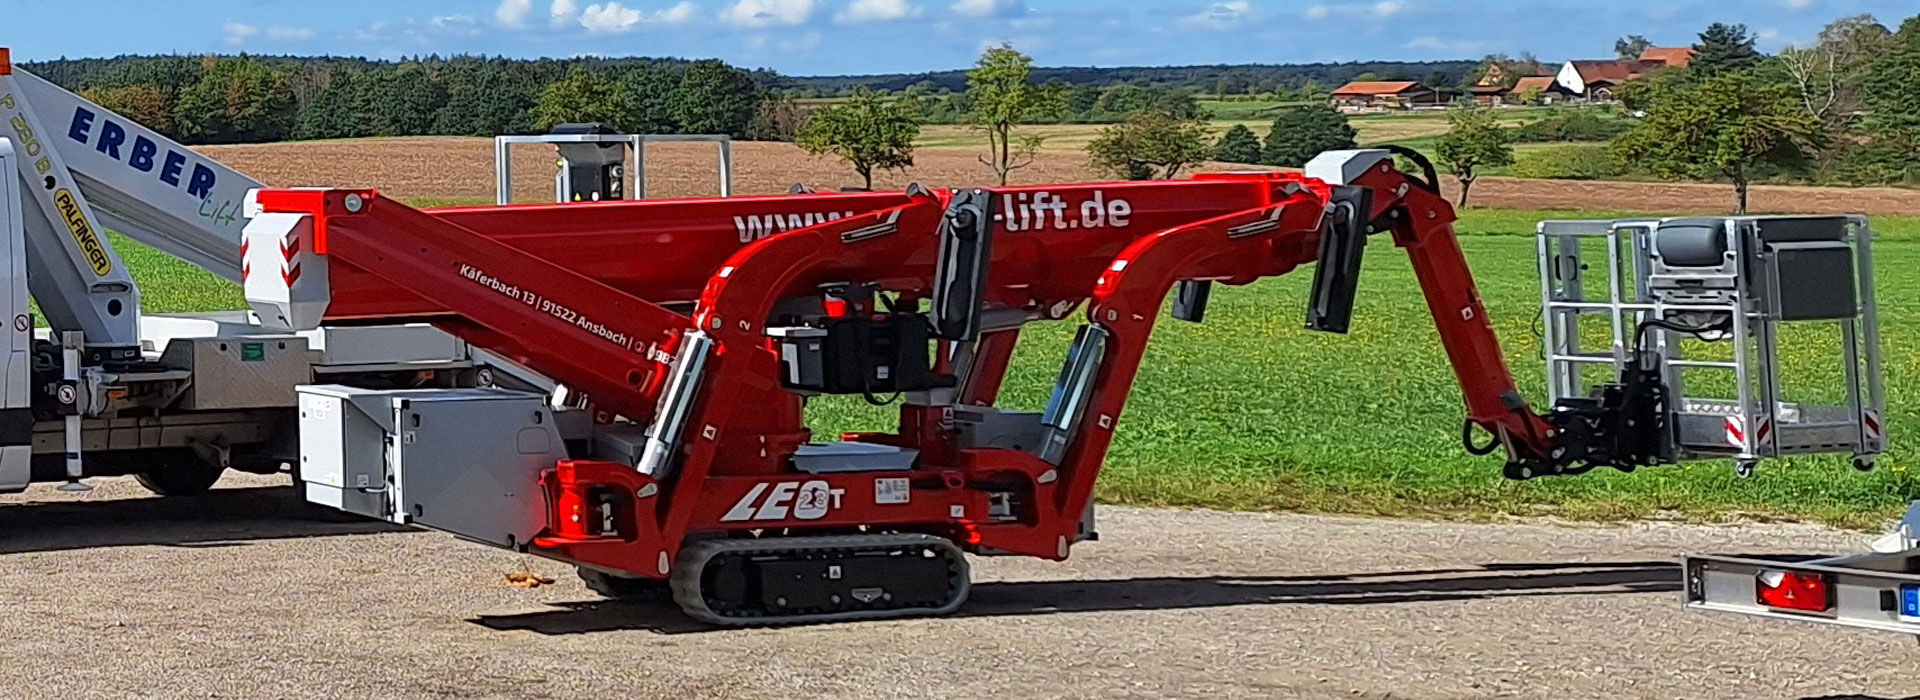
[[249, 151, 1593, 609], [1313, 153, 1562, 474]]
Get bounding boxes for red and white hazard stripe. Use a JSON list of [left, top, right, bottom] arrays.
[[1864, 410, 1884, 441], [279, 229, 303, 286], [1726, 415, 1776, 449]]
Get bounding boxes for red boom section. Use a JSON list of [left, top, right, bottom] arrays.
[[256, 189, 697, 423], [320, 192, 920, 321], [1338, 164, 1558, 461]]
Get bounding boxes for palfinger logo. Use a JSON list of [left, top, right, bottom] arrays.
[[52, 189, 111, 276]]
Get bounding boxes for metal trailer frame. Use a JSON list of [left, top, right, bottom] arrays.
[[1537, 216, 1884, 476], [1684, 545, 1920, 636], [1686, 500, 1920, 635], [493, 133, 733, 205]]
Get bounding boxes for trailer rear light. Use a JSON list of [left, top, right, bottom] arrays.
[[0, 48, 11, 75], [1755, 569, 1834, 612]]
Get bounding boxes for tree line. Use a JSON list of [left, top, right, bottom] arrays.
[[24, 54, 787, 145], [20, 52, 1478, 144], [784, 61, 1478, 97]]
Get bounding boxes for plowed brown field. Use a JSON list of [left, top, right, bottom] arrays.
[[196, 137, 1920, 215]]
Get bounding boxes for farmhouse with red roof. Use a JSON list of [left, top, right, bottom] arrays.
[[1329, 81, 1441, 111]]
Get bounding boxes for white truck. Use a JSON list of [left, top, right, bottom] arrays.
[[0, 49, 498, 495]]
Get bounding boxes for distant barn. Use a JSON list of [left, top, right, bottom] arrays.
[[1552, 47, 1694, 102], [1330, 81, 1440, 111]]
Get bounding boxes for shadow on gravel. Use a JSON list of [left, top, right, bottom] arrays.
[[962, 560, 1682, 616], [1802, 697, 1920, 700], [472, 560, 1690, 636], [0, 486, 400, 555]]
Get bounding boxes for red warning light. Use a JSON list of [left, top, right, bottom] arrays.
[[1755, 570, 1834, 613]]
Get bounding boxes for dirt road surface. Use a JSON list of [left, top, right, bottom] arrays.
[[1, 475, 1911, 700]]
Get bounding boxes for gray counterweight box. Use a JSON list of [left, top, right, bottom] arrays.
[[299, 386, 567, 549]]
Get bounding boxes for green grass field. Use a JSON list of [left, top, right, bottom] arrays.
[[117, 207, 1920, 528]]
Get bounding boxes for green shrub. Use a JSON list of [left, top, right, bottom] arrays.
[[1507, 144, 1627, 180], [1508, 111, 1631, 143], [1825, 141, 1920, 186]]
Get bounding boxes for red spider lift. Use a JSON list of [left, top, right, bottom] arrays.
[[245, 149, 1670, 625]]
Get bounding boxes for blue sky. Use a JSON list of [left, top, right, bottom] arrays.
[[6, 0, 1915, 75]]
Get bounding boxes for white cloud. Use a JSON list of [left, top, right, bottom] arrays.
[[838, 0, 921, 23], [222, 21, 260, 45], [496, 0, 534, 27], [658, 1, 700, 24], [581, 2, 645, 33], [1781, 0, 1814, 8], [433, 15, 484, 35], [950, 0, 1021, 19], [550, 0, 580, 27], [748, 30, 825, 51], [266, 26, 316, 40], [724, 0, 818, 27], [1406, 36, 1484, 53], [1177, 1, 1253, 30], [1298, 2, 1404, 22], [352, 20, 391, 41]]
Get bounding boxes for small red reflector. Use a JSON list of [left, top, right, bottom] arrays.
[[0, 48, 12, 76], [823, 296, 849, 318], [1756, 570, 1834, 612]]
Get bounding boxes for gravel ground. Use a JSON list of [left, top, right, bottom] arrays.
[[1, 474, 1914, 700]]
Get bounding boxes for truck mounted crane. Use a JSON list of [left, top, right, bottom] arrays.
[[0, 49, 503, 496], [0, 49, 719, 498], [248, 147, 1783, 625]]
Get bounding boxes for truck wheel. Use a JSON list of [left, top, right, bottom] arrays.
[[578, 568, 671, 602], [134, 459, 227, 496]]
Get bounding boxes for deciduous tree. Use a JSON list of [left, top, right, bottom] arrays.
[[796, 87, 921, 190], [1260, 104, 1356, 167], [1086, 112, 1211, 180], [1614, 71, 1822, 213], [531, 67, 637, 131], [171, 58, 295, 144], [668, 60, 761, 137], [1853, 15, 1920, 182], [966, 44, 1068, 185], [1212, 124, 1264, 164], [81, 85, 172, 134], [1433, 107, 1514, 207]]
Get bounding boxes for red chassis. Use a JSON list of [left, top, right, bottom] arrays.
[[250, 151, 1568, 621]]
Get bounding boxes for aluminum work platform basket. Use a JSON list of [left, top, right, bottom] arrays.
[[1536, 215, 1883, 475]]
